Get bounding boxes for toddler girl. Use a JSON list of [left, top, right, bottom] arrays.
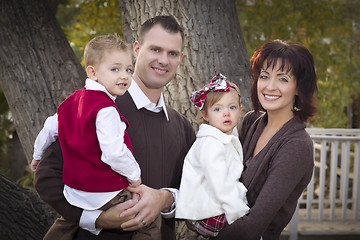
[[176, 73, 249, 237]]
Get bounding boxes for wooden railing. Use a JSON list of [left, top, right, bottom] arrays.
[[286, 128, 360, 240]]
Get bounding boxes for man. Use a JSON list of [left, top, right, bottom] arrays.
[[34, 15, 196, 240]]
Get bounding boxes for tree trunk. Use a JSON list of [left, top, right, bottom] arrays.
[[119, 1, 251, 238], [119, 0, 252, 128], [0, 172, 58, 239], [0, 0, 84, 237], [0, 0, 85, 164]]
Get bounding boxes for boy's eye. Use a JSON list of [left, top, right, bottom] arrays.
[[126, 68, 133, 73], [230, 105, 237, 110], [111, 68, 119, 72], [152, 48, 159, 52]]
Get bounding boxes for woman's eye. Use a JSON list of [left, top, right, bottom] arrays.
[[259, 75, 268, 80], [279, 77, 288, 82]]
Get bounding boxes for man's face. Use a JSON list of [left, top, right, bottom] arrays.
[[133, 24, 183, 92]]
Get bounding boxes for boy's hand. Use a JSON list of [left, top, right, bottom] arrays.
[[128, 178, 141, 188], [30, 159, 40, 172]]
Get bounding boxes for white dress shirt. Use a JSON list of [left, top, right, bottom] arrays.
[[33, 79, 141, 233]]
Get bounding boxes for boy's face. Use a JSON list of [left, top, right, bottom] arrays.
[[132, 24, 183, 91], [91, 49, 133, 96]]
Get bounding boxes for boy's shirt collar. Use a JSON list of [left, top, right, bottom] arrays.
[[85, 78, 116, 102]]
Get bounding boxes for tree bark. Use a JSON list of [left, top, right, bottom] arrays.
[[0, 0, 85, 164], [0, 172, 58, 239], [0, 0, 84, 237], [119, 0, 252, 128], [119, 1, 251, 238]]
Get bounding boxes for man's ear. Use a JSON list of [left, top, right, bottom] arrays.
[[86, 65, 97, 81], [133, 41, 141, 58]]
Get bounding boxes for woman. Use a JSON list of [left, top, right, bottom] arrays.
[[214, 40, 317, 240]]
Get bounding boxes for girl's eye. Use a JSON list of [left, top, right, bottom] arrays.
[[230, 105, 237, 110], [111, 68, 119, 72], [214, 107, 221, 112], [126, 68, 133, 73]]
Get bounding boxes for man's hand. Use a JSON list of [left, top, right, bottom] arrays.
[[95, 198, 138, 229], [120, 185, 173, 231]]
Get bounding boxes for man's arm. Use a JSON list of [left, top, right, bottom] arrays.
[[34, 140, 139, 232], [34, 140, 83, 222], [119, 185, 174, 231]]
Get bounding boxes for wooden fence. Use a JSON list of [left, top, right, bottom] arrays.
[[286, 128, 360, 240]]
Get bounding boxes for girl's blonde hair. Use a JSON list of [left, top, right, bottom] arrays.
[[197, 81, 242, 124]]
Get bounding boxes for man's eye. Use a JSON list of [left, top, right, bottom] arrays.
[[169, 52, 178, 57]]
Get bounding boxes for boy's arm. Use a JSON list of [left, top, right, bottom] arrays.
[[33, 113, 58, 161], [96, 107, 141, 183]]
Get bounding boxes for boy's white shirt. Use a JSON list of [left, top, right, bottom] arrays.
[[34, 78, 178, 234], [33, 78, 141, 234]]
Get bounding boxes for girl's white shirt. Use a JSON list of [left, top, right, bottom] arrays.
[[176, 124, 249, 224]]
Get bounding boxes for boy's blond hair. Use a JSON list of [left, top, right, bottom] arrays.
[[198, 82, 242, 124], [84, 34, 131, 67]]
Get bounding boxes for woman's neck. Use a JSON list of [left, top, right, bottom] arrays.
[[266, 110, 294, 131]]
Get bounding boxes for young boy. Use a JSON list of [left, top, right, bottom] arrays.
[[31, 34, 160, 240]]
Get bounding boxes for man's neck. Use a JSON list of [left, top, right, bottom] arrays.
[[132, 75, 163, 104]]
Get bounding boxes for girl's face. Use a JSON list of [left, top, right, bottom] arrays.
[[257, 60, 297, 117], [201, 89, 241, 135]]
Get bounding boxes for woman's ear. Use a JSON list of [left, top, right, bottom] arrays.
[[86, 65, 97, 81]]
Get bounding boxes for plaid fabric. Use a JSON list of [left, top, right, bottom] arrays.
[[186, 214, 228, 237]]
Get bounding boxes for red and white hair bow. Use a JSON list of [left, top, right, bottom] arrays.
[[190, 73, 230, 110]]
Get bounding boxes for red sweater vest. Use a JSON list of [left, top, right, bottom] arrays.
[[57, 88, 131, 192]]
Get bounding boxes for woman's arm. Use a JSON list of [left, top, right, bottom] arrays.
[[214, 139, 313, 239]]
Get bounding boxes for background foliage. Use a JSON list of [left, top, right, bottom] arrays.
[[0, 0, 359, 182], [236, 0, 360, 128]]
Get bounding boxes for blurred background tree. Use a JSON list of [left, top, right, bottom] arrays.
[[236, 0, 360, 128]]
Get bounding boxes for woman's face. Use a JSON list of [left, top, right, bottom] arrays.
[[257, 60, 298, 117]]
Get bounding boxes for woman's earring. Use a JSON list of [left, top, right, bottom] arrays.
[[293, 106, 301, 112]]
